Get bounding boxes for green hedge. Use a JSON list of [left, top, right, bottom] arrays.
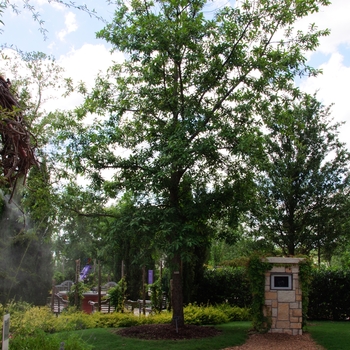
[[308, 269, 350, 320], [196, 266, 350, 321], [196, 267, 252, 307]]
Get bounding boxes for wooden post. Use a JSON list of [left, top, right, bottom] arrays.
[[75, 259, 80, 283], [169, 278, 173, 311], [142, 265, 146, 315], [98, 260, 102, 312], [75, 259, 80, 307], [51, 279, 56, 312], [159, 260, 163, 310], [121, 260, 125, 278]]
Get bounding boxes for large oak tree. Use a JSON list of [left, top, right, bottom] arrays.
[[58, 0, 330, 326]]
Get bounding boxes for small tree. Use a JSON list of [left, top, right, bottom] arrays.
[[249, 93, 350, 258], [149, 278, 164, 313], [109, 277, 127, 312]]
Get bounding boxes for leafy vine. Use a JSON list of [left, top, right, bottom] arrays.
[[298, 257, 313, 327], [247, 255, 272, 333]]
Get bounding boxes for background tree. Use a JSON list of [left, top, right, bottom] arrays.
[[0, 162, 54, 305], [0, 51, 71, 303], [248, 93, 350, 260], [55, 0, 330, 326], [100, 193, 158, 300]]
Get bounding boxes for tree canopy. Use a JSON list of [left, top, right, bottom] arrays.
[[248, 93, 350, 258], [53, 0, 331, 325]]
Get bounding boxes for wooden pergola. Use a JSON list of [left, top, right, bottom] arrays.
[[0, 75, 38, 201]]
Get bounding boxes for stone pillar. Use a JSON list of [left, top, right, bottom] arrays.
[[264, 257, 304, 335]]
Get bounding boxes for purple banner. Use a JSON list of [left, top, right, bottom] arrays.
[[148, 270, 154, 284]]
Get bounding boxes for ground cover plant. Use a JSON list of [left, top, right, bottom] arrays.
[[307, 321, 350, 350]]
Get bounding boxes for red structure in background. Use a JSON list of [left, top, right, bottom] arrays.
[[81, 292, 106, 314]]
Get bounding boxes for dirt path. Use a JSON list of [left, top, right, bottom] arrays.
[[223, 333, 326, 350]]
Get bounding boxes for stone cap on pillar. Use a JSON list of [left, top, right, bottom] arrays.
[[265, 257, 305, 264]]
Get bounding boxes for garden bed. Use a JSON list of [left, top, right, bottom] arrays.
[[116, 323, 221, 340]]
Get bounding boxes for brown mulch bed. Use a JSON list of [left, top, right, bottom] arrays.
[[115, 323, 221, 340], [116, 324, 325, 349]]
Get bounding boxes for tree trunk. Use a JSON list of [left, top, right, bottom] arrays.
[[171, 254, 184, 328]]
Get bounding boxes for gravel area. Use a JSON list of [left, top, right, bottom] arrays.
[[222, 332, 326, 350]]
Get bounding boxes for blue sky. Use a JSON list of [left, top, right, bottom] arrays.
[[1, 0, 112, 55], [1, 0, 349, 148]]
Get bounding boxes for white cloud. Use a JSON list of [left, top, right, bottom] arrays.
[[301, 53, 348, 103], [308, 0, 350, 55], [57, 12, 78, 41], [300, 53, 350, 146], [34, 0, 65, 10], [58, 43, 124, 86], [1, 43, 124, 115], [40, 43, 125, 112], [298, 0, 350, 148]]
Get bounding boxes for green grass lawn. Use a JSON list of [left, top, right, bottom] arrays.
[[77, 321, 350, 350], [71, 322, 251, 350], [307, 321, 350, 350]]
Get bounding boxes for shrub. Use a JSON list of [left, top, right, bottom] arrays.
[[14, 306, 57, 334], [117, 314, 140, 327], [56, 310, 97, 331], [9, 329, 92, 350], [89, 312, 121, 328], [184, 304, 229, 325], [9, 306, 98, 335], [215, 304, 251, 321], [140, 311, 172, 325]]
